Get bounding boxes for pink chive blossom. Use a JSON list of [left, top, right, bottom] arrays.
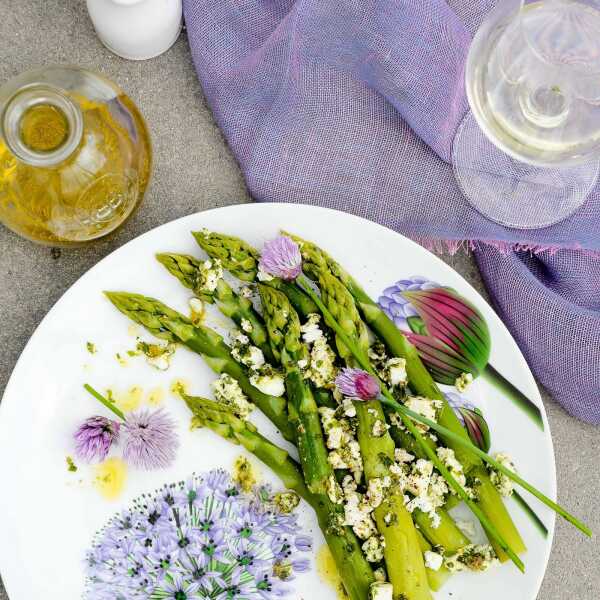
[[259, 236, 303, 280], [74, 416, 120, 463], [122, 409, 179, 470], [335, 368, 380, 401]]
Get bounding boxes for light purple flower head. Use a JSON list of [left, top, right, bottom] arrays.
[[122, 409, 179, 470], [74, 416, 120, 463], [259, 236, 302, 281], [335, 368, 380, 401]]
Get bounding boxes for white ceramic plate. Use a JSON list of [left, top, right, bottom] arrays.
[[0, 204, 555, 600]]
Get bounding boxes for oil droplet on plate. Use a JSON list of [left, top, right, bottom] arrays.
[[94, 458, 127, 501], [147, 386, 165, 407], [115, 385, 143, 412], [316, 545, 348, 599]]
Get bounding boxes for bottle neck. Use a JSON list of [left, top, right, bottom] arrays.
[[1, 84, 83, 167]]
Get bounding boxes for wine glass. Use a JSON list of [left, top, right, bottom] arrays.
[[453, 0, 600, 228]]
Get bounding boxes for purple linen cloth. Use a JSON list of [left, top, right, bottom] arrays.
[[183, 0, 600, 423]]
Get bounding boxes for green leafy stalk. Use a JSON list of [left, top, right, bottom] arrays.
[[192, 230, 317, 317], [104, 291, 294, 442], [156, 252, 274, 362], [258, 284, 332, 494], [83, 383, 126, 421], [180, 393, 375, 600]]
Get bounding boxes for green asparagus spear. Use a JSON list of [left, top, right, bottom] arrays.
[[287, 233, 527, 562], [258, 283, 333, 495], [314, 271, 432, 599], [156, 252, 274, 362], [180, 392, 375, 600], [104, 291, 294, 442], [317, 270, 469, 551], [192, 229, 317, 317]]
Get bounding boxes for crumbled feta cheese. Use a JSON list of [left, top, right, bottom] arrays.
[[136, 340, 176, 371], [343, 492, 378, 539], [249, 366, 286, 397], [371, 419, 389, 437], [403, 459, 447, 529], [444, 544, 498, 572], [300, 313, 324, 344], [211, 374, 254, 418], [273, 491, 300, 514], [369, 582, 393, 600], [297, 358, 308, 370], [320, 407, 363, 481], [373, 568, 387, 583], [341, 474, 357, 495], [365, 477, 388, 510], [394, 448, 415, 464], [362, 535, 386, 562], [341, 397, 356, 417], [424, 550, 444, 571], [489, 452, 517, 497], [189, 297, 204, 317], [386, 357, 407, 387], [455, 371, 474, 392], [326, 474, 345, 504], [257, 268, 274, 282], [437, 447, 467, 491], [239, 286, 253, 298], [304, 337, 337, 388], [231, 334, 266, 369], [240, 318, 253, 333], [404, 396, 442, 432], [195, 259, 224, 293]]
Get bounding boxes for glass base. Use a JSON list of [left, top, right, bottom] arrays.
[[452, 112, 600, 229]]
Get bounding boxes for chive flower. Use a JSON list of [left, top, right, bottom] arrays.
[[84, 470, 312, 599], [335, 368, 380, 401], [122, 408, 179, 470], [74, 416, 120, 463], [259, 236, 303, 280]]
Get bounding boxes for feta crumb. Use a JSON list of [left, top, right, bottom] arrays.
[[386, 357, 407, 387], [297, 358, 308, 370], [326, 474, 345, 505], [362, 535, 385, 562], [404, 396, 442, 432], [304, 336, 337, 388], [436, 447, 468, 492], [343, 492, 378, 539], [394, 448, 415, 464], [195, 258, 224, 293], [273, 491, 301, 514], [211, 374, 254, 418], [489, 452, 517, 497], [300, 313, 324, 344], [240, 318, 253, 333], [239, 286, 253, 298], [369, 582, 393, 600], [320, 407, 363, 481], [136, 340, 176, 371], [341, 397, 356, 417], [231, 333, 265, 369], [424, 550, 444, 571], [373, 567, 387, 583], [371, 419, 389, 437], [403, 458, 448, 529], [444, 544, 498, 572], [249, 367, 286, 397], [455, 371, 474, 392]]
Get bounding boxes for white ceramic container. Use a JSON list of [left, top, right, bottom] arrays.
[[86, 0, 183, 60]]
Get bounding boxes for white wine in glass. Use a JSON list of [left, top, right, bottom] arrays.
[[454, 0, 600, 228]]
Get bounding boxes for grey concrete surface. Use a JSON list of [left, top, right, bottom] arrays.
[[0, 2, 597, 599]]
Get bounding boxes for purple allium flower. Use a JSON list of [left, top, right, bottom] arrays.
[[73, 416, 120, 463], [84, 470, 312, 600], [122, 409, 179, 470], [335, 368, 380, 401], [259, 236, 302, 280]]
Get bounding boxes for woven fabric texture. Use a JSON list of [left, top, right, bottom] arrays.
[[183, 0, 600, 423]]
